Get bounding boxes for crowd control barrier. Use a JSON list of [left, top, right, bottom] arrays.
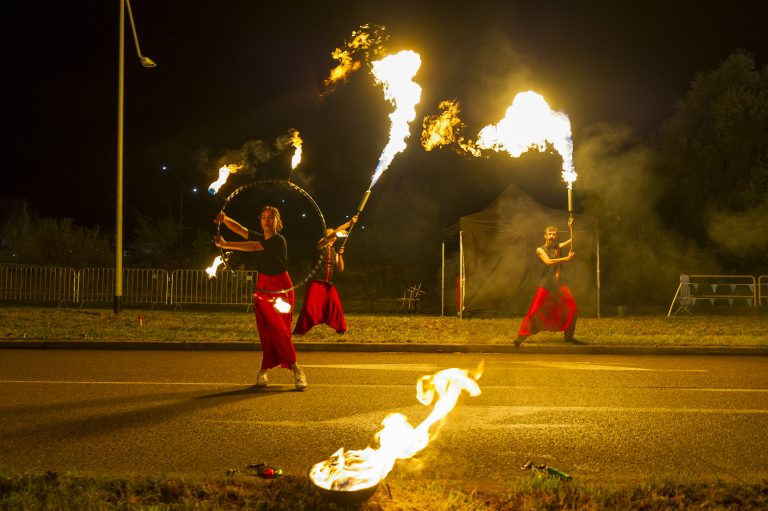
[[668, 274, 757, 316]]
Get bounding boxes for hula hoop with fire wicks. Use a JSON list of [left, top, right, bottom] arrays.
[[215, 179, 327, 295]]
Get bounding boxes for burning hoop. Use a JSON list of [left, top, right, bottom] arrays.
[[214, 178, 327, 295]]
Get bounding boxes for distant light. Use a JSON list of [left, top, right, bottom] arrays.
[[191, 187, 198, 193], [161, 165, 168, 171], [301, 213, 307, 218]]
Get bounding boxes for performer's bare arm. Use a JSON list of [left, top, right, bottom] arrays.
[[317, 214, 360, 249], [537, 247, 575, 266], [213, 213, 249, 239], [213, 235, 264, 252], [558, 217, 575, 250], [336, 247, 345, 272]]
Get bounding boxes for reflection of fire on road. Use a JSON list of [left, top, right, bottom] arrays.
[[309, 366, 482, 493]]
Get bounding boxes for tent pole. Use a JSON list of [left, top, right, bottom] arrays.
[[441, 242, 445, 317], [459, 230, 464, 319], [596, 230, 601, 319]]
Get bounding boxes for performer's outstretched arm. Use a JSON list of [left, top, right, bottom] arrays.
[[213, 213, 249, 240]]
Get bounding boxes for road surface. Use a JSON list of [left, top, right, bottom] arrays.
[[1, 349, 766, 484]]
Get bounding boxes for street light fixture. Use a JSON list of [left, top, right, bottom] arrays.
[[115, 0, 156, 314]]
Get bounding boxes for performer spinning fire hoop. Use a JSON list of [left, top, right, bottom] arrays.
[[294, 214, 359, 336], [213, 206, 308, 389], [515, 217, 584, 346]]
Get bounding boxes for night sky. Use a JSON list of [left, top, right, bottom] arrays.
[[4, 0, 767, 234]]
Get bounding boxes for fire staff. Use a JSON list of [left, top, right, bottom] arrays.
[[213, 206, 307, 389], [515, 217, 583, 346], [294, 214, 359, 335]]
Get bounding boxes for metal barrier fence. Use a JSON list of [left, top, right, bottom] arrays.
[[169, 269, 256, 308], [760, 275, 768, 307], [668, 274, 758, 316], [77, 268, 169, 308], [0, 264, 253, 308], [0, 265, 77, 304]]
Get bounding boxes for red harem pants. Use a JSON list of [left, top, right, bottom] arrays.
[[293, 279, 347, 334], [517, 285, 577, 338], [253, 272, 296, 370]]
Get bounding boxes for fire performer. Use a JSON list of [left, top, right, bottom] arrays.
[[515, 217, 583, 346], [213, 206, 308, 389], [294, 214, 359, 336]]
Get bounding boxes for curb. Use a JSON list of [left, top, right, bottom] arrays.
[[1, 341, 767, 356]]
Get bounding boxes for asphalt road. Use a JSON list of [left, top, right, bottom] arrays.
[[1, 349, 767, 484]]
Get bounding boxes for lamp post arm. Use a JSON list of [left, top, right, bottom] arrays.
[[125, 0, 156, 67]]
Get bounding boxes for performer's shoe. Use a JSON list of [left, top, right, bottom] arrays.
[[293, 369, 307, 390], [514, 336, 526, 348], [255, 370, 269, 387], [564, 337, 586, 345]]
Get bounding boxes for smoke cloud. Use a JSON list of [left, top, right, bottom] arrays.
[[575, 122, 717, 305]]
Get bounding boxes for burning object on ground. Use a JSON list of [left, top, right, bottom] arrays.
[[309, 366, 482, 502]]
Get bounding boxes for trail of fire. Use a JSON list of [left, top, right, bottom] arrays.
[[342, 50, 422, 247], [309, 366, 482, 493]]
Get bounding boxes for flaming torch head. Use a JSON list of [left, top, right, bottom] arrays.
[[208, 164, 242, 196]]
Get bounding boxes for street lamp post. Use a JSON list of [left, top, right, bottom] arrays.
[[115, 0, 156, 314]]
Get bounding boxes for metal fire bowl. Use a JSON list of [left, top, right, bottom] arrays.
[[309, 479, 379, 505]]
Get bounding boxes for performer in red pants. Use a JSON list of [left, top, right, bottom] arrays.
[[516, 217, 583, 346], [214, 206, 307, 390], [294, 215, 358, 335]]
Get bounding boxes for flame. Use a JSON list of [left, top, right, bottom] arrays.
[[208, 163, 243, 196], [368, 50, 422, 188], [323, 24, 388, 91], [274, 296, 292, 313], [476, 91, 576, 186], [309, 366, 482, 492], [289, 130, 303, 170], [421, 99, 480, 156], [205, 256, 224, 278]]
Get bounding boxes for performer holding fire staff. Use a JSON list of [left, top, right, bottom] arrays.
[[515, 217, 583, 346], [294, 214, 359, 336], [213, 206, 307, 390]]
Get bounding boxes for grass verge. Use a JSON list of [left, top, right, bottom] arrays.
[[1, 471, 766, 510], [1, 306, 766, 347]]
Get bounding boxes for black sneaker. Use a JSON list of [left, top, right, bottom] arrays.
[[564, 337, 585, 345]]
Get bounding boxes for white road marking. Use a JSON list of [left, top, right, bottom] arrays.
[[500, 361, 707, 372]]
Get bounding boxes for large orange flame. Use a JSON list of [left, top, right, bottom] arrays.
[[421, 99, 480, 156], [421, 92, 577, 187], [368, 50, 422, 189], [477, 91, 576, 186], [309, 366, 482, 492]]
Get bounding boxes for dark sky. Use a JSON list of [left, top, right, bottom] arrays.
[[3, 0, 767, 233]]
